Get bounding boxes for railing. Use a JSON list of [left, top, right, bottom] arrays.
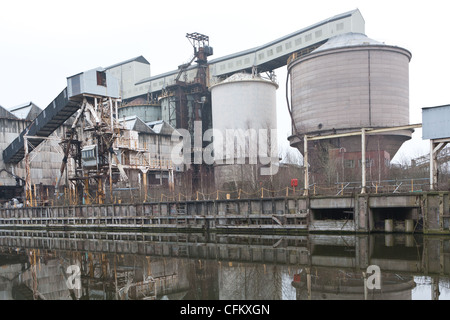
[[153, 178, 433, 203], [310, 178, 431, 196], [2, 177, 437, 209]]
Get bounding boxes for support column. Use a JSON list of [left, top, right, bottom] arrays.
[[361, 128, 366, 194], [143, 170, 148, 202], [430, 140, 448, 190], [430, 139, 435, 191], [303, 135, 309, 196], [24, 136, 32, 207]]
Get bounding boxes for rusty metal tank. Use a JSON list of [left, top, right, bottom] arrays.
[[287, 32, 412, 159]]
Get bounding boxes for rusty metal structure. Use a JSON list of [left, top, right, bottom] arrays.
[[159, 32, 214, 194], [57, 96, 126, 205]]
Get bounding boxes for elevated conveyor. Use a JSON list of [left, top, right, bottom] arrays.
[[2, 88, 80, 164], [134, 9, 365, 98]]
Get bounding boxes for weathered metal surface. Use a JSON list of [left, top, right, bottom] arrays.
[[422, 105, 450, 140]]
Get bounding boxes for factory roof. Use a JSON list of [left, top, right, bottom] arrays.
[[211, 72, 278, 88], [312, 32, 382, 53], [0, 105, 18, 119], [106, 55, 150, 70], [118, 117, 177, 136], [8, 102, 42, 121], [146, 120, 177, 136], [118, 115, 155, 134], [422, 104, 450, 110]]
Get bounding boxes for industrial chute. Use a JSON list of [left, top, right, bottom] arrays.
[[54, 101, 86, 192], [54, 96, 129, 204]]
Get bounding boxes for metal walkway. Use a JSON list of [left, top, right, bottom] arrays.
[[2, 88, 80, 164]]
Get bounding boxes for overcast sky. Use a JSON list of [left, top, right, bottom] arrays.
[[1, 0, 449, 163]]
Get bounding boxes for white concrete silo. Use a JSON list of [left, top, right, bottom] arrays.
[[209, 73, 279, 189]]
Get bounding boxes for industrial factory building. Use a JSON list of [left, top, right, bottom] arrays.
[[0, 9, 425, 206], [0, 103, 65, 204]]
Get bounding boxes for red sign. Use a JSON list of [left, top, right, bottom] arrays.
[[291, 179, 298, 187]]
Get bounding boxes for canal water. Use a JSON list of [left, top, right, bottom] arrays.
[[0, 229, 449, 301]]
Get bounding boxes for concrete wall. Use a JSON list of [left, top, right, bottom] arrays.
[[0, 192, 448, 234]]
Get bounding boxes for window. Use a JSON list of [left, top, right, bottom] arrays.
[[344, 160, 355, 168], [96, 71, 107, 87], [82, 148, 96, 160], [358, 159, 374, 168]]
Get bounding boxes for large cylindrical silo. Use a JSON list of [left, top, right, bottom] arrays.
[[210, 73, 278, 189], [118, 97, 161, 123], [288, 33, 412, 163]]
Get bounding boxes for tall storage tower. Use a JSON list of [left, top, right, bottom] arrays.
[[287, 33, 412, 180], [210, 72, 278, 189]]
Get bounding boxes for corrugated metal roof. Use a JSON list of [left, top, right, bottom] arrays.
[[106, 55, 150, 70], [8, 102, 42, 121], [119, 115, 155, 134], [0, 105, 18, 119], [146, 120, 176, 136]]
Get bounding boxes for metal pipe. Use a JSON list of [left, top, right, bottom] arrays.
[[361, 128, 366, 194]]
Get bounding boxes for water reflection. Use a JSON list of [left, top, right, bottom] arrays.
[[0, 230, 449, 300]]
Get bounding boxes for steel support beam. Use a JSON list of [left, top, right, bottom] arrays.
[[302, 124, 422, 195], [429, 138, 450, 190]]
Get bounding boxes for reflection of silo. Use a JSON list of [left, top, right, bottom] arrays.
[[119, 97, 161, 123], [291, 267, 416, 300], [210, 73, 278, 189], [288, 33, 412, 159], [219, 264, 282, 300]]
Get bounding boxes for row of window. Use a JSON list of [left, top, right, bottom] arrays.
[[82, 149, 96, 160], [344, 158, 390, 168]]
